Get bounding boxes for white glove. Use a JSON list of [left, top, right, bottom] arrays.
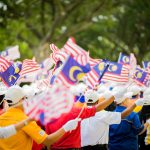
[[63, 118, 81, 132], [97, 85, 107, 94], [135, 98, 144, 106], [0, 125, 16, 138]]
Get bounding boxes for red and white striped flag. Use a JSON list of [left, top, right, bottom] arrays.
[[18, 59, 41, 83], [50, 43, 61, 63], [23, 85, 74, 124], [129, 53, 137, 77], [19, 59, 41, 76], [0, 57, 11, 72], [50, 43, 69, 63], [61, 37, 88, 57]]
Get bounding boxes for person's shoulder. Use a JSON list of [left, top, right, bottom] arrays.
[[127, 111, 138, 120], [95, 110, 107, 115]]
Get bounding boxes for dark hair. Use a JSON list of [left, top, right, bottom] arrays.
[[0, 95, 5, 109], [6, 100, 14, 106]]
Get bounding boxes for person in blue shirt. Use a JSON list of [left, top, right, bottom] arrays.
[[109, 92, 149, 150]]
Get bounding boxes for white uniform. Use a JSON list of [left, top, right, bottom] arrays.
[[81, 110, 121, 147]]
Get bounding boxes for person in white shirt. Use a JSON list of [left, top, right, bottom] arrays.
[[81, 87, 146, 150]]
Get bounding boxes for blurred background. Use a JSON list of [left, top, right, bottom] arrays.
[[0, 0, 150, 63]]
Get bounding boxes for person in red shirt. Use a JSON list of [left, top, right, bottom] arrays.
[[46, 88, 126, 150]]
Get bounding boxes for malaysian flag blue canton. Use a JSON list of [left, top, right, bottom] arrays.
[[93, 61, 108, 76], [86, 60, 109, 88], [118, 52, 130, 65], [56, 55, 90, 87], [0, 50, 8, 57], [107, 62, 122, 75], [133, 67, 150, 87], [142, 61, 150, 69], [1, 65, 20, 86]]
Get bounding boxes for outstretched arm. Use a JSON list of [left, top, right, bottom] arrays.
[[43, 118, 80, 147], [0, 117, 33, 139], [121, 98, 145, 119], [96, 96, 114, 112]]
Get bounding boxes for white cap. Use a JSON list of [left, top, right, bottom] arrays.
[[4, 85, 26, 105], [22, 85, 36, 97], [127, 85, 141, 96], [115, 92, 133, 104], [70, 83, 87, 96], [97, 84, 108, 94], [84, 90, 99, 103]]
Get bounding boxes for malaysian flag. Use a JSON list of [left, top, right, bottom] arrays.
[[129, 53, 137, 77], [18, 59, 41, 83], [0, 45, 20, 60], [50, 37, 89, 65], [55, 55, 91, 87], [0, 57, 21, 86], [0, 57, 11, 72], [86, 61, 109, 88], [118, 52, 130, 67], [102, 61, 129, 83], [50, 43, 69, 64], [19, 59, 41, 77], [133, 67, 150, 87], [50, 43, 61, 63], [36, 78, 51, 90], [130, 53, 137, 67], [23, 85, 74, 125], [61, 37, 88, 57], [35, 70, 53, 90], [142, 61, 150, 69], [142, 61, 150, 72]]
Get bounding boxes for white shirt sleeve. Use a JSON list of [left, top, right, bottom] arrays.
[[0, 125, 17, 138], [96, 111, 121, 125]]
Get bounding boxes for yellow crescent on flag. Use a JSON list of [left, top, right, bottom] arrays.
[[9, 75, 17, 82], [69, 66, 82, 81], [98, 62, 105, 71]]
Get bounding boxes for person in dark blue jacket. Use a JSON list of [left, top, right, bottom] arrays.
[[109, 94, 149, 150]]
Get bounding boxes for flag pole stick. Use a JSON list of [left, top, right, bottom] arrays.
[[77, 103, 86, 118]]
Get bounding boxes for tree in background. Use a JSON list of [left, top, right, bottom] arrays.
[[0, 0, 150, 63]]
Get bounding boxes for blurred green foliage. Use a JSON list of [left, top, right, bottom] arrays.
[[0, 0, 150, 64]]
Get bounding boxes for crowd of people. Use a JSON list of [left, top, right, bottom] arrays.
[[0, 80, 150, 150]]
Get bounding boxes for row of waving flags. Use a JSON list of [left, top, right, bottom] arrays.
[[0, 38, 150, 89], [0, 38, 150, 124]]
